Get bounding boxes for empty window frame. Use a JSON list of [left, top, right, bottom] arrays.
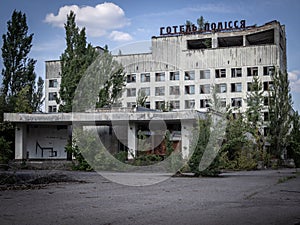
[[215, 69, 226, 78], [127, 102, 136, 108], [264, 112, 269, 121], [169, 86, 180, 95], [247, 82, 253, 92], [264, 96, 270, 106], [155, 101, 165, 110], [216, 83, 227, 93], [140, 87, 150, 96], [200, 99, 210, 108], [185, 85, 195, 94], [49, 79, 58, 88], [170, 100, 180, 110], [218, 36, 243, 47], [231, 98, 242, 107], [200, 84, 210, 94], [263, 81, 273, 91], [247, 67, 258, 76], [155, 72, 165, 81], [48, 105, 57, 113], [263, 66, 275, 76], [200, 70, 210, 79], [144, 102, 151, 109], [187, 38, 212, 49], [127, 88, 136, 97], [184, 71, 195, 80], [220, 98, 227, 108], [170, 71, 180, 80], [155, 86, 165, 96], [231, 68, 242, 78], [185, 100, 195, 109], [127, 74, 136, 83], [231, 83, 242, 92], [48, 92, 57, 101], [140, 73, 150, 82]]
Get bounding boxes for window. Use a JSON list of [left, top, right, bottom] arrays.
[[247, 67, 258, 76], [184, 71, 195, 80], [155, 72, 165, 81], [247, 82, 253, 92], [231, 98, 242, 107], [155, 101, 165, 110], [215, 69, 226, 78], [48, 105, 57, 113], [170, 100, 180, 110], [141, 73, 150, 82], [264, 127, 270, 137], [264, 97, 269, 106], [48, 92, 57, 101], [127, 74, 136, 83], [170, 71, 180, 80], [263, 66, 274, 76], [216, 83, 227, 93], [140, 87, 150, 96], [187, 38, 212, 49], [155, 86, 165, 96], [220, 98, 227, 108], [185, 85, 195, 94], [231, 68, 242, 78], [169, 86, 180, 95], [200, 70, 210, 79], [127, 102, 136, 108], [264, 112, 269, 121], [144, 102, 151, 108], [49, 79, 58, 88], [200, 84, 210, 94], [231, 83, 242, 92], [200, 99, 209, 108], [127, 88, 136, 97], [263, 81, 273, 91], [185, 100, 195, 109]]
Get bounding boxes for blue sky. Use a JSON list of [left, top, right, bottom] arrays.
[[0, 0, 300, 111]]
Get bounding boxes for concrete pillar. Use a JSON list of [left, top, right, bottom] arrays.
[[127, 122, 137, 159], [15, 124, 27, 160], [212, 34, 218, 48], [181, 120, 194, 159]]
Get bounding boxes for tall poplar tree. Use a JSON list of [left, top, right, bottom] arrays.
[[1, 10, 41, 112], [59, 11, 98, 112]]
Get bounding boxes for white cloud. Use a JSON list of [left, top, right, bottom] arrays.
[[109, 31, 133, 42], [289, 70, 300, 92], [44, 2, 130, 37]]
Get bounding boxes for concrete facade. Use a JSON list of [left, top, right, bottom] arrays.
[[44, 21, 286, 115]]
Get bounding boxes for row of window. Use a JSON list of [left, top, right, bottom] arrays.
[[126, 81, 273, 97], [128, 98, 271, 111], [126, 66, 274, 83]]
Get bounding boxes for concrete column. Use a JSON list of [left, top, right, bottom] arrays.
[[181, 120, 194, 159], [127, 122, 137, 159], [15, 124, 27, 160]]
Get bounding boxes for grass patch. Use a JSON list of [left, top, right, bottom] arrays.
[[277, 175, 297, 184]]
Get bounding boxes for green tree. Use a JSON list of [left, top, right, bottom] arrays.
[[197, 16, 206, 30], [1, 10, 42, 112], [268, 70, 293, 159], [136, 89, 148, 107], [287, 111, 300, 167], [59, 11, 98, 112]]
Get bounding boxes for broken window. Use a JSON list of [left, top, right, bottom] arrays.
[[141, 73, 150, 82], [247, 67, 258, 76], [155, 86, 165, 96], [48, 92, 57, 101], [247, 82, 253, 92], [200, 70, 210, 79], [264, 97, 269, 106], [49, 79, 58, 88], [200, 84, 210, 94], [185, 85, 195, 94], [155, 101, 165, 110], [264, 112, 269, 121], [200, 99, 210, 108], [170, 100, 180, 110], [263, 81, 273, 91], [215, 69, 226, 78], [155, 72, 165, 81], [184, 71, 195, 80], [263, 66, 275, 76], [231, 98, 242, 107], [127, 74, 136, 83], [187, 38, 212, 49], [220, 98, 227, 108], [127, 88, 136, 97], [218, 36, 243, 47], [216, 83, 227, 93], [170, 71, 180, 80], [169, 86, 180, 95], [231, 68, 242, 78], [185, 100, 195, 109], [231, 83, 242, 92], [246, 29, 275, 46], [48, 105, 57, 113]]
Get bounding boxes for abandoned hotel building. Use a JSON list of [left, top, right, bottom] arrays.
[[4, 20, 287, 162]]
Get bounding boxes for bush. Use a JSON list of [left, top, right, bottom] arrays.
[[0, 136, 12, 164]]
